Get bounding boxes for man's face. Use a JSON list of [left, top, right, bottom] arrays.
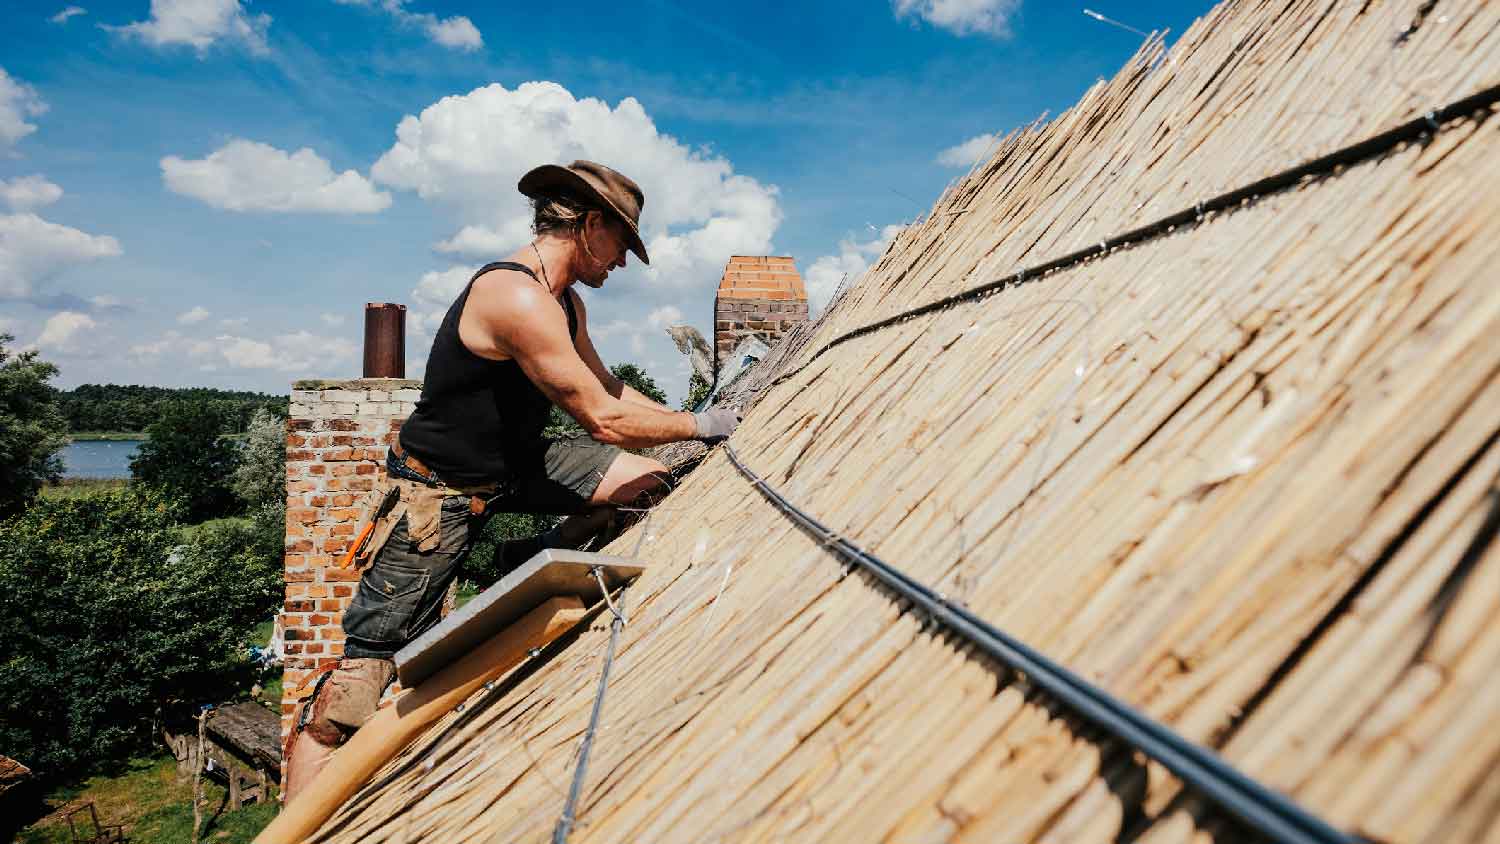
[[578, 212, 629, 289]]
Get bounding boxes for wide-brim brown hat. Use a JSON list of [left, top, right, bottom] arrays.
[[518, 160, 650, 265]]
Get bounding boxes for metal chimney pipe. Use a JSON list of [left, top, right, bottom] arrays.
[[363, 303, 406, 378]]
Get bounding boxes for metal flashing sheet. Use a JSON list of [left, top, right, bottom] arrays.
[[395, 549, 645, 687]]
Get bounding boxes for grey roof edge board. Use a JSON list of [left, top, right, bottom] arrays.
[[395, 549, 646, 688]]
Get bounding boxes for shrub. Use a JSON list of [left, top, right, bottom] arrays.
[[464, 510, 559, 587], [0, 491, 281, 781], [129, 401, 239, 522], [681, 371, 712, 410]]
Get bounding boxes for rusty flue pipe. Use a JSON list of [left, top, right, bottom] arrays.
[[363, 302, 406, 378]]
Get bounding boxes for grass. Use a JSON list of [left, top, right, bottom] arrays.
[[16, 755, 278, 844], [456, 581, 481, 609], [176, 516, 253, 542], [67, 431, 147, 441], [39, 478, 129, 499]]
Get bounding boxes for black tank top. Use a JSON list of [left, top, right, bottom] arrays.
[[398, 261, 578, 488]]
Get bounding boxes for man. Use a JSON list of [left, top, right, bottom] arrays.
[[283, 160, 739, 800]]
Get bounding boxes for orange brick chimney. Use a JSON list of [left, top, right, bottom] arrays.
[[712, 256, 809, 372]]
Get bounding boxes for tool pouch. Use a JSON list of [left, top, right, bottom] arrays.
[[352, 477, 448, 567], [400, 479, 447, 553]]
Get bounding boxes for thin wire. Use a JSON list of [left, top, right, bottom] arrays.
[[698, 555, 735, 641], [551, 576, 630, 844], [722, 444, 1358, 844], [592, 567, 627, 627], [1083, 8, 1150, 39]]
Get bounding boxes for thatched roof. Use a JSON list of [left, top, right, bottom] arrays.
[[307, 2, 1500, 842]]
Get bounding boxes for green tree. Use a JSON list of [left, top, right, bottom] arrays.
[[0, 491, 281, 780], [129, 401, 239, 521], [681, 371, 712, 410], [464, 511, 560, 586], [0, 334, 69, 517], [231, 407, 289, 571], [542, 362, 669, 440], [610, 362, 668, 405], [231, 408, 286, 510]]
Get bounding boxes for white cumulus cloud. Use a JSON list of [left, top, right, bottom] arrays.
[[161, 139, 391, 214], [936, 132, 999, 167], [333, 0, 482, 51], [0, 175, 63, 211], [215, 329, 358, 371], [178, 305, 210, 324], [0, 68, 48, 149], [425, 15, 482, 50], [374, 81, 780, 296], [433, 223, 527, 259], [409, 264, 473, 335], [34, 310, 97, 353], [804, 224, 904, 312], [50, 6, 88, 24], [130, 329, 218, 362], [647, 304, 683, 328], [115, 0, 271, 54], [893, 0, 1020, 38], [0, 212, 122, 299]]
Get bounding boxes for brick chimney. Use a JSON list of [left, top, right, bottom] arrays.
[[712, 256, 808, 373], [279, 378, 420, 778]]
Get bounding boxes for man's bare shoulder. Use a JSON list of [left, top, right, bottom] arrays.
[[458, 265, 566, 359], [468, 266, 558, 322]]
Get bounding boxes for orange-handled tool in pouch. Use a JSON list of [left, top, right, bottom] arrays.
[[339, 486, 402, 568]]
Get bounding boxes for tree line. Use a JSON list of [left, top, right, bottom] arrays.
[[55, 383, 289, 434]]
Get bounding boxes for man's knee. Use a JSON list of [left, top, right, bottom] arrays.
[[294, 658, 396, 748], [592, 453, 671, 506]]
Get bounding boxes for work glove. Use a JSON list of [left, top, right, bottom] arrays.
[[693, 407, 741, 443]]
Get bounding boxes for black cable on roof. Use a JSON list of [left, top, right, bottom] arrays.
[[766, 83, 1500, 394], [723, 443, 1358, 844]]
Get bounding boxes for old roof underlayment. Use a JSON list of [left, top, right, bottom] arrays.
[[308, 2, 1499, 842]]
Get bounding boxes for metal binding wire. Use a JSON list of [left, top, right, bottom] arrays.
[[551, 571, 630, 844], [723, 444, 1357, 844]]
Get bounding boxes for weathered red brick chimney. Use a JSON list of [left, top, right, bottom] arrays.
[[712, 256, 808, 373]]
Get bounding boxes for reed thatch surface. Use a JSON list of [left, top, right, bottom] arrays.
[[308, 1, 1499, 841]]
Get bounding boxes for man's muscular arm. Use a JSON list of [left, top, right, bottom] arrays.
[[499, 285, 695, 448]]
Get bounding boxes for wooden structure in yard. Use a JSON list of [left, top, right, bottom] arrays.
[[166, 702, 282, 810], [63, 802, 123, 844], [300, 2, 1499, 842]]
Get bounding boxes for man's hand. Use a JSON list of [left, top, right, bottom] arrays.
[[694, 407, 741, 443]]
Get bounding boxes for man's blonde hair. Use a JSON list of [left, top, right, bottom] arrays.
[[531, 193, 598, 237]]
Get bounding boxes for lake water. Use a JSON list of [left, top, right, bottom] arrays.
[[61, 439, 144, 479]]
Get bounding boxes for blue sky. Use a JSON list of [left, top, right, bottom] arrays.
[[0, 0, 1214, 403]]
